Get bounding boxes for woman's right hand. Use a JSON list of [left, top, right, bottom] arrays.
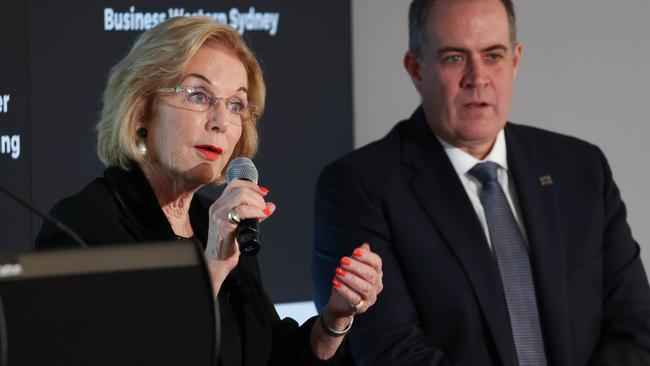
[[204, 179, 275, 295]]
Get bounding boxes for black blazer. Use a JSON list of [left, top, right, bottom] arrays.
[[36, 164, 350, 366], [313, 108, 650, 365]]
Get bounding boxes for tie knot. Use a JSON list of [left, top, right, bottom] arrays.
[[468, 161, 499, 185]]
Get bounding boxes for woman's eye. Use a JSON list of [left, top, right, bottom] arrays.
[[187, 91, 211, 104], [227, 101, 245, 114]]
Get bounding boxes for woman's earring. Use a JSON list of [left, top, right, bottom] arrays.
[[137, 128, 148, 156]]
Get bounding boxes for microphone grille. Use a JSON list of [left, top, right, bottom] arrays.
[[226, 157, 258, 184]]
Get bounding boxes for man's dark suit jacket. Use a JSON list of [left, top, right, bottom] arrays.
[[313, 107, 650, 365], [35, 163, 350, 366]]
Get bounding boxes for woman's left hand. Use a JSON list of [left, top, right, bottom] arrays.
[[204, 180, 275, 295], [322, 242, 384, 330]]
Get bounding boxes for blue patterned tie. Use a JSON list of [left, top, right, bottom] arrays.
[[468, 162, 547, 366]]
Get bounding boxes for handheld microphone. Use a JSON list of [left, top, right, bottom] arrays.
[[0, 182, 88, 248], [225, 157, 261, 256]]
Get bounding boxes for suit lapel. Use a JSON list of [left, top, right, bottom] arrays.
[[401, 110, 516, 365], [218, 277, 243, 366], [505, 124, 571, 366]]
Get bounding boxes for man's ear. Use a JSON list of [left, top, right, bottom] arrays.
[[404, 50, 424, 94], [512, 42, 523, 79]]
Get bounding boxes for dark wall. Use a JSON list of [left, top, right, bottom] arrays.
[[0, 1, 352, 304]]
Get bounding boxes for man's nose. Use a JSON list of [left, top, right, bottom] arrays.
[[461, 58, 489, 89]]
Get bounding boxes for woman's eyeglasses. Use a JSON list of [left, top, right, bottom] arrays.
[[158, 86, 259, 124]]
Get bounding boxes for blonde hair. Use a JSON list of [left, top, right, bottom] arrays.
[[97, 16, 265, 181]]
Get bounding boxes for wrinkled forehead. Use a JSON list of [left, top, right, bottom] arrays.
[[181, 44, 249, 94], [425, 0, 511, 50]]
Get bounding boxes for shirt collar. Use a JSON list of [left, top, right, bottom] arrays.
[[436, 129, 509, 177]]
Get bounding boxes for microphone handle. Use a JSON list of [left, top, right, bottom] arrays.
[[0, 182, 88, 248], [237, 218, 260, 256]]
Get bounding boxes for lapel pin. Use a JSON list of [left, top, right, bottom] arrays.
[[538, 175, 553, 186]]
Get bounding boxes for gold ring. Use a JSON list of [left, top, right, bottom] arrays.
[[351, 299, 364, 314], [227, 209, 241, 225]]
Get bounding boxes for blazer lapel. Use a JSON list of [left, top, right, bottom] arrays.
[[401, 110, 516, 366], [104, 164, 177, 241], [218, 277, 243, 366], [505, 124, 571, 366]]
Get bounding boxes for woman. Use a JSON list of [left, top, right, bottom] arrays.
[[35, 16, 383, 364]]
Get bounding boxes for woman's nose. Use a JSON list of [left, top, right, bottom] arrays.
[[206, 99, 231, 132]]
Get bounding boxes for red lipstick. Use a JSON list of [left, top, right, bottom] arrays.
[[194, 145, 223, 161]]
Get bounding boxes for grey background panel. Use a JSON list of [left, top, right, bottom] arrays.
[[351, 0, 650, 267]]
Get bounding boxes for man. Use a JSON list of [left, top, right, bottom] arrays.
[[312, 0, 650, 365]]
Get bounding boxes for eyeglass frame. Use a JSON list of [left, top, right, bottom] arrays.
[[157, 86, 260, 124]]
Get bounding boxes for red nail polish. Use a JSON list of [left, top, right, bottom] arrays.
[[332, 278, 341, 288], [263, 208, 271, 216], [353, 249, 363, 257], [340, 257, 351, 266], [259, 186, 270, 194], [336, 267, 347, 276]]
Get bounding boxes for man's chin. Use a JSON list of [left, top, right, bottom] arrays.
[[460, 118, 504, 137]]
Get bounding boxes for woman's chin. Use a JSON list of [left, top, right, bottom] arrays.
[[184, 162, 216, 186]]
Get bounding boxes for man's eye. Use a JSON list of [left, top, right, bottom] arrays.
[[484, 53, 504, 62], [443, 55, 464, 64], [187, 91, 211, 105]]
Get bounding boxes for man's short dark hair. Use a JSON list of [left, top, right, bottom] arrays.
[[408, 0, 517, 56]]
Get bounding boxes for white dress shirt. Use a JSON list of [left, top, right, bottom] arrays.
[[436, 130, 528, 250]]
